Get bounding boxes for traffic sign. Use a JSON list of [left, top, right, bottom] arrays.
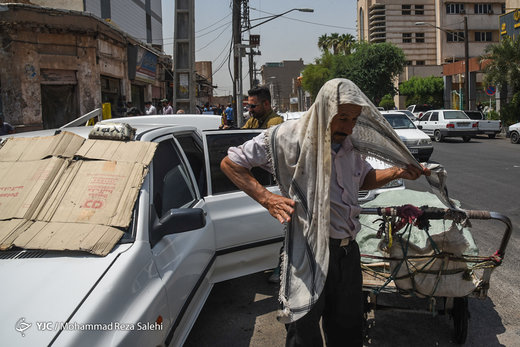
[[486, 85, 496, 96]]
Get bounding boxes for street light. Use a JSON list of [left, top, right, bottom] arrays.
[[415, 17, 469, 110]]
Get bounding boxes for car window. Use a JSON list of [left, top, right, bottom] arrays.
[[444, 111, 469, 120], [399, 110, 415, 120], [407, 105, 413, 111], [152, 139, 197, 218], [175, 133, 207, 196], [383, 114, 416, 129], [430, 112, 438, 121], [205, 132, 275, 194], [420, 112, 431, 121]]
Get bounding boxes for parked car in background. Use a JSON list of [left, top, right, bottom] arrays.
[[463, 110, 501, 138], [415, 109, 478, 142], [280, 111, 305, 121], [406, 104, 432, 120], [381, 111, 433, 162], [397, 109, 418, 122], [508, 122, 520, 144]]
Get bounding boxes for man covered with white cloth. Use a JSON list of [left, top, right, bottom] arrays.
[[221, 78, 430, 346]]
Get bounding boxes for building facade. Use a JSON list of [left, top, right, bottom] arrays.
[[31, 0, 164, 50], [0, 3, 169, 131], [260, 59, 306, 112], [357, 0, 506, 109]]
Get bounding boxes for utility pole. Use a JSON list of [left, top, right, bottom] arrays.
[[232, 0, 241, 126], [463, 16, 469, 110]]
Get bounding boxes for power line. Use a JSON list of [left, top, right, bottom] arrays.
[[196, 20, 232, 39], [196, 22, 231, 52], [196, 12, 232, 33], [250, 8, 356, 31], [210, 37, 232, 73]]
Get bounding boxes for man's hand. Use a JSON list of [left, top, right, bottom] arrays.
[[261, 192, 295, 224], [221, 156, 295, 224], [396, 164, 431, 180]]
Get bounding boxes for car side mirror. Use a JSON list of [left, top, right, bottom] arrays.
[[417, 125, 423, 129], [151, 208, 206, 247]]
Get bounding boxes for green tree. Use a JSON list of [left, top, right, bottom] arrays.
[[316, 33, 356, 55], [482, 35, 520, 98], [301, 53, 334, 98], [337, 34, 356, 55], [317, 34, 329, 53], [302, 42, 405, 103], [379, 94, 395, 110], [399, 76, 444, 108], [344, 42, 406, 105], [481, 36, 520, 125]]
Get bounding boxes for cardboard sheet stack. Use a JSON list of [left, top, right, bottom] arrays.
[[0, 131, 157, 256]]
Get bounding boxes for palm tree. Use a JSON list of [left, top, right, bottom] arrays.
[[317, 33, 356, 55], [337, 33, 356, 55], [318, 34, 330, 53], [328, 33, 341, 55], [482, 35, 520, 100]]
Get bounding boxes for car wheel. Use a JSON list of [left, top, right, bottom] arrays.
[[511, 131, 520, 144], [488, 133, 496, 139], [462, 136, 471, 142], [434, 130, 443, 142]]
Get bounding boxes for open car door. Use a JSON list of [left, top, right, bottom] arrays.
[[201, 130, 284, 283]]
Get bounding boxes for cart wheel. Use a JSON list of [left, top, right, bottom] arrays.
[[452, 297, 469, 344]]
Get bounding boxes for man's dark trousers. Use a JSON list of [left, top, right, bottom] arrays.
[[285, 239, 363, 347]]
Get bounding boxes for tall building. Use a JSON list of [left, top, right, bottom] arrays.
[[357, 0, 505, 108], [31, 0, 164, 50], [261, 60, 306, 112]]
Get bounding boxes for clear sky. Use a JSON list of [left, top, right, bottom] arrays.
[[161, 0, 357, 96]]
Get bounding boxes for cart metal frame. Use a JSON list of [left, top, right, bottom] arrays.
[[359, 207, 512, 344]]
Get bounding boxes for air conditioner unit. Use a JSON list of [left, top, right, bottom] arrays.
[[460, 9, 465, 14]]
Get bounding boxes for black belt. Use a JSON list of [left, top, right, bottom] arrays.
[[329, 237, 353, 246]]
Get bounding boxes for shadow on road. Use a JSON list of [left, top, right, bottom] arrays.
[[184, 271, 284, 347], [185, 271, 508, 347], [363, 294, 505, 346]]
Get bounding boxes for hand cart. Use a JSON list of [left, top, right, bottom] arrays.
[[358, 193, 512, 344]]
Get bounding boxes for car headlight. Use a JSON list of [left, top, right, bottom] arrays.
[[418, 138, 432, 145], [382, 178, 403, 188]]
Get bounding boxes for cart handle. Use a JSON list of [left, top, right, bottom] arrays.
[[360, 207, 513, 259]]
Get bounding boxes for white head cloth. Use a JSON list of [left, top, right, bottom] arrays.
[[265, 78, 452, 323]]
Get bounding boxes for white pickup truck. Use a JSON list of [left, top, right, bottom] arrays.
[[463, 110, 502, 138]]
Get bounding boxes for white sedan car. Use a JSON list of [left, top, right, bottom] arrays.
[[381, 111, 433, 162], [415, 109, 478, 142], [1, 115, 284, 347]]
